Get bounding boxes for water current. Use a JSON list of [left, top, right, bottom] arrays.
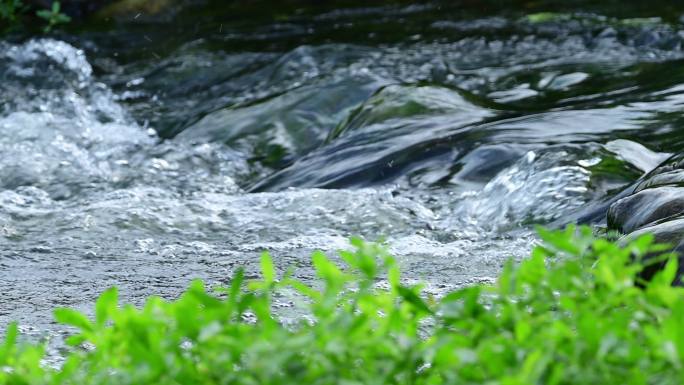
[[2, 1, 684, 356]]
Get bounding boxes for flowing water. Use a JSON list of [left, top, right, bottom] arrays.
[[2, 1, 684, 353]]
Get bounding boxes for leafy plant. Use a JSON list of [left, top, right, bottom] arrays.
[[36, 1, 70, 32], [0, 0, 25, 30], [0, 0, 70, 33], [1, 226, 684, 384]]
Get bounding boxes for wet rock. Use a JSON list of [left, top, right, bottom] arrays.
[[635, 169, 684, 192], [603, 139, 671, 174], [326, 85, 485, 142], [634, 153, 684, 192], [608, 153, 684, 284], [447, 144, 525, 186], [622, 218, 684, 285], [608, 186, 684, 233]]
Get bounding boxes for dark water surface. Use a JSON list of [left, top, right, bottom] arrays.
[[2, 0, 684, 354]]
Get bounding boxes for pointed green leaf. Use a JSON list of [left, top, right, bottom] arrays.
[[260, 251, 276, 283], [95, 287, 118, 327], [54, 308, 93, 332], [397, 286, 433, 315]]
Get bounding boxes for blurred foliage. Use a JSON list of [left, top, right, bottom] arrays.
[[2, 227, 684, 383], [36, 1, 70, 32], [0, 0, 70, 33]]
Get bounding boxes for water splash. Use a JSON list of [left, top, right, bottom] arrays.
[[447, 151, 592, 233]]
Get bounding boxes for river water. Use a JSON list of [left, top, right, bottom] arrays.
[[2, 1, 684, 349]]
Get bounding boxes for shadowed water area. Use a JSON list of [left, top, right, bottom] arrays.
[[3, 0, 684, 354]]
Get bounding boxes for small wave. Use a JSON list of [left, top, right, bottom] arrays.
[[443, 150, 592, 233]]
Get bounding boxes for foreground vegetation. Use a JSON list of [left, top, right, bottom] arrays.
[[1, 226, 684, 384]]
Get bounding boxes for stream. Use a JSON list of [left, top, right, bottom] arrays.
[[2, 0, 684, 355]]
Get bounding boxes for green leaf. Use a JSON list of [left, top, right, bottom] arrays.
[[0, 322, 18, 361], [397, 286, 433, 315], [95, 287, 118, 327], [65, 334, 87, 347], [284, 278, 320, 300], [228, 268, 245, 304], [54, 308, 93, 332], [312, 250, 343, 284], [35, 9, 50, 19], [536, 225, 581, 256], [260, 251, 276, 283]]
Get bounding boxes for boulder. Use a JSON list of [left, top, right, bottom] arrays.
[[634, 152, 684, 192], [607, 153, 684, 285], [608, 186, 684, 233], [622, 218, 684, 285]]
